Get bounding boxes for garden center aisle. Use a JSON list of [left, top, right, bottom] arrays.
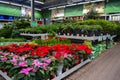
[[65, 43, 120, 80]]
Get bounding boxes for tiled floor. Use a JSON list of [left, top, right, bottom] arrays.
[[64, 43, 120, 80], [0, 75, 6, 80]]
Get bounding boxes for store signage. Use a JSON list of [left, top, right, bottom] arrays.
[[31, 21, 37, 27], [21, 7, 31, 17], [83, 1, 105, 14], [37, 20, 43, 25], [51, 8, 64, 18]]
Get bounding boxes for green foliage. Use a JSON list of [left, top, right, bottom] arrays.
[[31, 38, 71, 46], [13, 19, 31, 29], [0, 38, 26, 42], [0, 18, 31, 38], [75, 19, 118, 33], [83, 40, 93, 49], [19, 23, 60, 37], [0, 24, 13, 38]]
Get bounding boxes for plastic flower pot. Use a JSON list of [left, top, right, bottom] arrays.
[[56, 62, 64, 76]]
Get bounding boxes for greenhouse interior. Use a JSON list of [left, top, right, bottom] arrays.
[[0, 0, 120, 80]]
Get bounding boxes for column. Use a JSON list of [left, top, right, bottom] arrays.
[[31, 0, 35, 21]]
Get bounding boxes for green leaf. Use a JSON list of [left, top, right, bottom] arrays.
[[17, 74, 25, 80], [10, 66, 20, 70], [50, 71, 55, 75], [24, 76, 29, 80], [40, 70, 45, 75], [30, 72, 35, 76], [14, 73, 25, 80], [29, 77, 35, 80], [27, 59, 32, 66], [52, 65, 58, 69]]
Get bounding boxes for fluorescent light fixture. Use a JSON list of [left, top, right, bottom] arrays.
[[49, 7, 56, 10], [57, 6, 65, 8], [34, 7, 41, 11], [23, 5, 30, 8], [77, 2, 83, 5], [66, 4, 77, 7], [10, 3, 22, 6], [35, 0, 44, 4], [0, 1, 9, 4], [23, 5, 41, 11], [90, 0, 103, 3], [77, 1, 91, 5], [77, 0, 104, 5]]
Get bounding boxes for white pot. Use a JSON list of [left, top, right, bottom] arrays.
[[56, 62, 64, 76]]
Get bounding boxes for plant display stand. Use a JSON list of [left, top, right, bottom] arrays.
[[0, 71, 12, 80], [20, 33, 48, 40], [52, 59, 91, 80], [56, 35, 116, 41], [57, 35, 98, 41], [0, 42, 26, 46], [0, 59, 91, 80]]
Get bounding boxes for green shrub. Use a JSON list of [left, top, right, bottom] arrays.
[[13, 19, 31, 29], [75, 20, 118, 33], [0, 24, 13, 38]]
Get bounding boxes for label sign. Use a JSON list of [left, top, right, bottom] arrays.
[[31, 21, 37, 27], [51, 8, 64, 18]]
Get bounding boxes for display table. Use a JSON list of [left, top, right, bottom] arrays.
[[0, 71, 12, 80], [56, 35, 98, 41], [0, 59, 91, 80], [56, 35, 116, 41], [20, 33, 48, 40], [52, 59, 91, 80]]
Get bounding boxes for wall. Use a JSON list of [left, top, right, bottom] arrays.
[[65, 5, 83, 17]]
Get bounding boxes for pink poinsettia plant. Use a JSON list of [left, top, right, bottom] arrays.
[[0, 52, 56, 80], [0, 43, 92, 80]]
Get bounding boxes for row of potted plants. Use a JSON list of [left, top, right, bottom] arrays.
[[29, 37, 71, 46], [0, 43, 92, 80], [57, 25, 103, 36], [0, 38, 26, 42], [19, 20, 119, 38], [19, 24, 59, 37]]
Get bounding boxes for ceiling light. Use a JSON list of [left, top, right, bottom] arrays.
[[0, 1, 9, 4], [35, 8, 41, 11], [57, 6, 65, 8], [29, 0, 44, 4], [34, 0, 44, 4], [49, 7, 56, 10], [10, 3, 22, 6], [66, 4, 77, 7]]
